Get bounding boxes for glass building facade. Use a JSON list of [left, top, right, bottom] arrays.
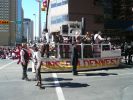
[[16, 0, 22, 43]]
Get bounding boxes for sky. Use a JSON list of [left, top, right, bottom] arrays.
[[22, 0, 46, 37]]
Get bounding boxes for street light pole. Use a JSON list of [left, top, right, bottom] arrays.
[[26, 22, 29, 43], [33, 14, 36, 41], [45, 0, 50, 31], [36, 0, 42, 39]]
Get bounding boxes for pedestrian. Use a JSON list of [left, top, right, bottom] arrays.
[[20, 43, 30, 81], [34, 44, 46, 89], [31, 44, 38, 81], [124, 42, 128, 64], [71, 42, 79, 75], [30, 43, 37, 73], [16, 45, 21, 64]]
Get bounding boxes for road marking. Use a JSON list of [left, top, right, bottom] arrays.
[[0, 80, 24, 83], [52, 73, 65, 100], [0, 60, 16, 70]]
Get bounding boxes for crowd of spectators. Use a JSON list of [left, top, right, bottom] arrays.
[[0, 46, 21, 60]]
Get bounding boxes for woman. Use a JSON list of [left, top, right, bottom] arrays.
[[34, 44, 46, 89]]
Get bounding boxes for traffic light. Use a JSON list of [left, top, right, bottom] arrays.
[[42, 0, 47, 11], [43, 0, 47, 7], [41, 7, 46, 11], [0, 20, 9, 24]]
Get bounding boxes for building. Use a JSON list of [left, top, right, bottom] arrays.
[[23, 18, 33, 43], [47, 0, 104, 34], [112, 0, 133, 21], [16, 0, 23, 44], [0, 0, 18, 46], [104, 0, 133, 41]]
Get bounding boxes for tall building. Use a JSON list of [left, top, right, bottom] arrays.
[[23, 18, 33, 43], [112, 0, 133, 21], [47, 0, 104, 34], [16, 0, 23, 44], [104, 0, 133, 40], [0, 0, 18, 46]]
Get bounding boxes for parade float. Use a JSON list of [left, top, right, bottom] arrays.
[[35, 21, 122, 72]]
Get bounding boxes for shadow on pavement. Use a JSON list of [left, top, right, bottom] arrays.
[[43, 77, 73, 82], [42, 82, 90, 88], [78, 72, 118, 76], [119, 63, 133, 68]]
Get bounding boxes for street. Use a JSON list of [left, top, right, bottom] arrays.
[[0, 59, 133, 100]]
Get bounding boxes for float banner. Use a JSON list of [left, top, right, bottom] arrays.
[[41, 57, 121, 72]]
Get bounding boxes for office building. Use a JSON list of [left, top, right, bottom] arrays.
[[16, 0, 23, 44], [47, 0, 104, 34], [104, 0, 133, 40], [0, 0, 18, 46], [23, 18, 33, 43]]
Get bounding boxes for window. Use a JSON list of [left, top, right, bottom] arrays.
[[51, 0, 57, 8], [62, 0, 68, 5], [51, 14, 68, 24]]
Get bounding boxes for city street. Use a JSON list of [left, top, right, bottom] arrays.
[[0, 59, 133, 100]]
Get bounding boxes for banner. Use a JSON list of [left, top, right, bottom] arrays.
[[41, 57, 121, 72]]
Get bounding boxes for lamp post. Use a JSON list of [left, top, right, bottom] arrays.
[[36, 0, 42, 39], [33, 14, 36, 41], [44, 0, 50, 31], [26, 21, 29, 43]]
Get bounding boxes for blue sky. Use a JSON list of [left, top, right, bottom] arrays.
[[22, 0, 46, 37]]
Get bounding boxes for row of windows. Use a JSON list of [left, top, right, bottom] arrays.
[[0, 30, 9, 32], [51, 0, 68, 8], [0, 7, 9, 9], [0, 10, 9, 13], [0, 14, 9, 19], [0, 3, 9, 6], [0, 15, 9, 18], [0, 8, 9, 12], [0, 11, 9, 13], [51, 14, 68, 24], [0, 25, 9, 32], [0, 15, 9, 20]]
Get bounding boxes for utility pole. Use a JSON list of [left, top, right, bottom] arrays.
[[35, 0, 42, 39], [33, 14, 37, 41], [45, 0, 50, 30], [26, 22, 29, 43]]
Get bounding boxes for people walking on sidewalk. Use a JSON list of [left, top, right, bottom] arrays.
[[20, 43, 30, 81]]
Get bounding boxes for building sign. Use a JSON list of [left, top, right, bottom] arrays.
[[0, 20, 9, 24]]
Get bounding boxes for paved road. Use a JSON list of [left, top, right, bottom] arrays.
[[0, 59, 133, 100]]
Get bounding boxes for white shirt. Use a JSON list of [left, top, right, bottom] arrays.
[[94, 34, 104, 44], [45, 32, 49, 43], [34, 51, 43, 62]]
